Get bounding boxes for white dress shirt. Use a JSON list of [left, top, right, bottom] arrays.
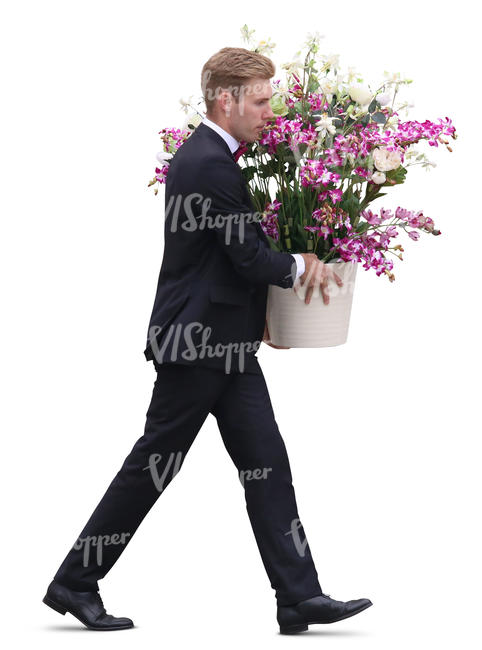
[[201, 116, 305, 281]]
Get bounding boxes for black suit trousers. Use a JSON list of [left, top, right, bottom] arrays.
[[53, 361, 323, 606]]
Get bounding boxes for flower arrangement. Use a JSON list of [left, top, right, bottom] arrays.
[[148, 25, 457, 282]]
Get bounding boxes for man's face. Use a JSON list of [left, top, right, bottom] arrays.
[[223, 77, 275, 143]]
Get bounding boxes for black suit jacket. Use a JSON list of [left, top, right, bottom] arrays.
[[143, 121, 297, 374]]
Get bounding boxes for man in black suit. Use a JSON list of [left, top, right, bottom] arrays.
[[43, 47, 372, 634]]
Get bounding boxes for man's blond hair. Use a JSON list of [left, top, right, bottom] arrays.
[[201, 47, 275, 116]]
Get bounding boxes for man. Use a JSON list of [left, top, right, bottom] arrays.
[[43, 47, 372, 634]]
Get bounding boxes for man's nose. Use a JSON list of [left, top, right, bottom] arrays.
[[263, 106, 274, 120]]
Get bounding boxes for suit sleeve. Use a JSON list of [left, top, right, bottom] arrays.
[[193, 157, 297, 288]]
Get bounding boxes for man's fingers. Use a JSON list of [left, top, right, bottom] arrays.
[[321, 279, 330, 304], [315, 275, 327, 304], [299, 261, 344, 305], [313, 260, 324, 283], [333, 271, 343, 286]]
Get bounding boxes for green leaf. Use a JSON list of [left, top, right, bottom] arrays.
[[340, 192, 361, 221], [386, 165, 407, 184], [267, 236, 281, 251], [355, 221, 371, 234], [370, 192, 387, 201], [372, 112, 387, 124], [240, 165, 257, 183], [290, 220, 309, 253]]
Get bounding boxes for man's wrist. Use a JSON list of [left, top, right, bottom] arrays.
[[291, 253, 305, 280]]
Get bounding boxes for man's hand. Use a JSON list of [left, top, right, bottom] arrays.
[[294, 253, 343, 305], [262, 320, 290, 349]]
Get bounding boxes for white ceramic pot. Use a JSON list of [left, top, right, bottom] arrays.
[[266, 261, 358, 348]]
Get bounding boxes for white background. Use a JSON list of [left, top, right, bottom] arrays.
[[1, 1, 480, 648]]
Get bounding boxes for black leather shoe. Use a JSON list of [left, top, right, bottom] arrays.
[[277, 591, 373, 634], [43, 580, 134, 631]]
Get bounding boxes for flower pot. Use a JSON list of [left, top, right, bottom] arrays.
[[266, 261, 358, 347]]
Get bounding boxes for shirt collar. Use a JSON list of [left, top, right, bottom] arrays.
[[201, 116, 240, 154]]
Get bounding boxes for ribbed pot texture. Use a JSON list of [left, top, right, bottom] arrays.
[[266, 261, 358, 347]]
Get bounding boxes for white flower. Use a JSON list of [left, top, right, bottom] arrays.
[[156, 151, 173, 165], [255, 38, 276, 55], [273, 84, 290, 99], [240, 24, 256, 44], [384, 114, 400, 130], [371, 171, 386, 184], [372, 147, 401, 172], [314, 113, 337, 140], [179, 95, 194, 114], [383, 70, 401, 83], [305, 31, 324, 48], [281, 58, 304, 75], [348, 84, 373, 106], [182, 112, 203, 131], [376, 92, 391, 106], [322, 53, 340, 70], [345, 66, 359, 84], [319, 78, 338, 103], [382, 70, 413, 89]]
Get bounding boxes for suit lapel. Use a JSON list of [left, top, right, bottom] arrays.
[[196, 122, 271, 248]]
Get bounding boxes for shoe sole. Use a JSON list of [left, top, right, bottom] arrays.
[[279, 600, 373, 634], [42, 595, 134, 631]]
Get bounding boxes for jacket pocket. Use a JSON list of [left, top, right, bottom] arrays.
[[209, 284, 251, 306]]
